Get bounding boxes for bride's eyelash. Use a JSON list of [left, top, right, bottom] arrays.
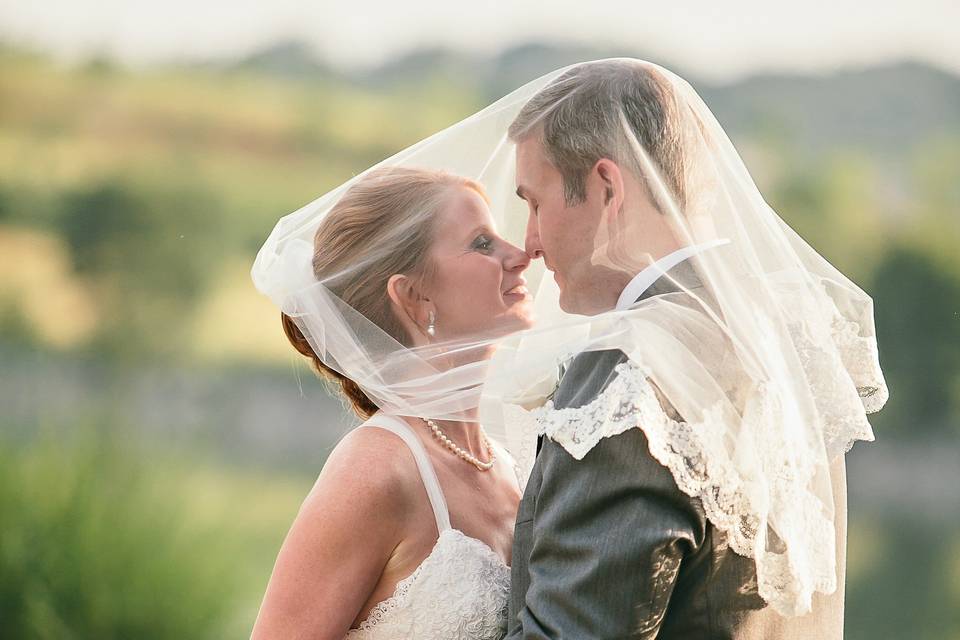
[[471, 234, 494, 253]]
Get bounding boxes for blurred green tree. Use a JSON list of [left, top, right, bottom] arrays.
[[871, 245, 960, 435], [0, 430, 241, 639], [55, 177, 226, 360], [846, 514, 960, 640]]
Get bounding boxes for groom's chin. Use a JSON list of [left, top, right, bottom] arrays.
[[557, 286, 611, 317], [556, 280, 584, 315], [555, 272, 602, 316], [557, 287, 586, 316]]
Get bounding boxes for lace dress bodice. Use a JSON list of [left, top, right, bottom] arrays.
[[344, 415, 511, 640]]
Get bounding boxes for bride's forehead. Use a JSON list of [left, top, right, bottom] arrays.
[[436, 187, 493, 227]]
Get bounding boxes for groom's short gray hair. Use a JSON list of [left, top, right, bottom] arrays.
[[508, 59, 686, 209]]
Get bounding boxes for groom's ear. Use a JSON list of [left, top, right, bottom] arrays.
[[594, 158, 625, 213]]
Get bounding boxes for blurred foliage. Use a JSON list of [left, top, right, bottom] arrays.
[[846, 513, 960, 639], [0, 428, 236, 639], [871, 246, 960, 434], [55, 177, 225, 359], [0, 422, 312, 640], [0, 45, 478, 363]]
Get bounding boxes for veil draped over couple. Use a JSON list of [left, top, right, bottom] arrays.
[[249, 59, 887, 639]]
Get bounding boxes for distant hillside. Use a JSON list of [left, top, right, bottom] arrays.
[[234, 40, 334, 79], [698, 61, 960, 156], [231, 40, 960, 158]]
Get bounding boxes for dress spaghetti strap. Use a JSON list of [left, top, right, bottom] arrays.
[[358, 414, 451, 534]]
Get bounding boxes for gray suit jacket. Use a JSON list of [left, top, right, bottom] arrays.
[[506, 265, 848, 639]]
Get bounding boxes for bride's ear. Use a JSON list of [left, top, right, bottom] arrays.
[[386, 274, 434, 341]]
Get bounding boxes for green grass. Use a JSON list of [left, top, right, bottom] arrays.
[[0, 425, 311, 639]]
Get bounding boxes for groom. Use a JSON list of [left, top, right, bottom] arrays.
[[505, 60, 848, 639]]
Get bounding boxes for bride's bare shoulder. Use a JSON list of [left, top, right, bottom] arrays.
[[301, 423, 424, 519], [252, 424, 428, 638]]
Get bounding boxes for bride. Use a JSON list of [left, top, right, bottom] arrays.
[[249, 167, 531, 639]]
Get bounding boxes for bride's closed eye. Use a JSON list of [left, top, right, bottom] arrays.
[[471, 234, 495, 254]]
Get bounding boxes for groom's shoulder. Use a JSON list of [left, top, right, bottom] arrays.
[[553, 348, 629, 410]]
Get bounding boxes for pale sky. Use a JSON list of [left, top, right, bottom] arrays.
[[0, 0, 956, 80]]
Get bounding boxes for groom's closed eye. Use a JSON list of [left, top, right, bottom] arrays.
[[516, 187, 539, 217]]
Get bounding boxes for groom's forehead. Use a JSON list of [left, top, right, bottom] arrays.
[[515, 137, 552, 183]]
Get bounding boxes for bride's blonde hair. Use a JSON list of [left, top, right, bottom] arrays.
[[282, 167, 487, 419]]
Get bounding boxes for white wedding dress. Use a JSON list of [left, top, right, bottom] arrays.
[[345, 414, 512, 640]]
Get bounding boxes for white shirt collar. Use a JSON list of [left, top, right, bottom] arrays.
[[615, 238, 731, 311]]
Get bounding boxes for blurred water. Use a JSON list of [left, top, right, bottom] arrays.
[[0, 347, 355, 473]]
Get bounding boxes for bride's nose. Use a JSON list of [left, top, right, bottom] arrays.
[[503, 242, 531, 272]]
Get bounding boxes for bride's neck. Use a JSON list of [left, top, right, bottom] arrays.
[[432, 417, 487, 457]]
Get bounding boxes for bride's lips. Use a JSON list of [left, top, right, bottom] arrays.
[[502, 279, 529, 299]]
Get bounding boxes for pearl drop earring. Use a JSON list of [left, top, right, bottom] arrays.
[[426, 311, 436, 337]]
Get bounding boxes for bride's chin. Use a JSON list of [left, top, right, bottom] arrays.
[[504, 309, 536, 332], [482, 313, 534, 339]]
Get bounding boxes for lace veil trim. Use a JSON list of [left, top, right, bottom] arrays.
[[522, 317, 883, 617]]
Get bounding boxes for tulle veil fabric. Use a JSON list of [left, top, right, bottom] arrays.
[[252, 59, 886, 616]]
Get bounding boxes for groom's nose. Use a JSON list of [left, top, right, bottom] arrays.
[[525, 213, 545, 260]]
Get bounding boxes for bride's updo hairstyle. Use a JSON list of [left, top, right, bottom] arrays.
[[281, 167, 487, 419]]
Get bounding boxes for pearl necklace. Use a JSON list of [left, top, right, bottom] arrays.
[[424, 418, 496, 472]]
